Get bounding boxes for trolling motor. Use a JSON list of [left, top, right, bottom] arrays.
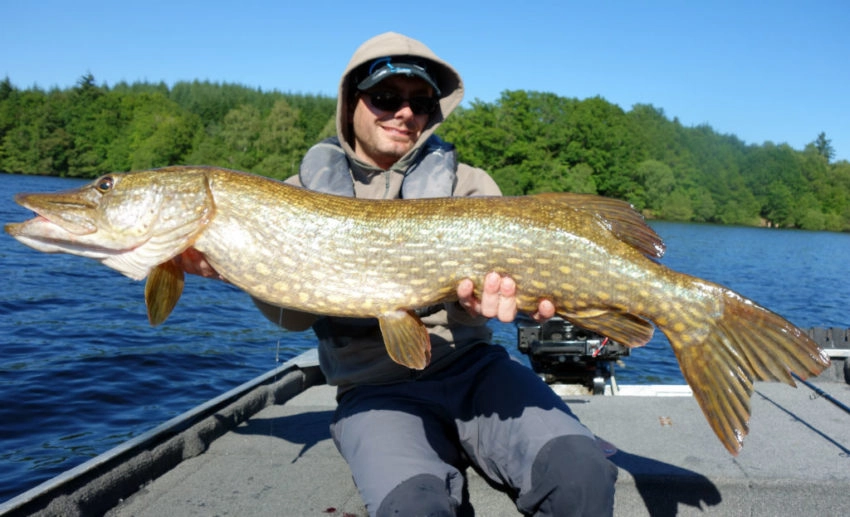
[[517, 316, 629, 394]]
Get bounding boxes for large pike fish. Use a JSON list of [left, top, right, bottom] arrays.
[[6, 166, 829, 454]]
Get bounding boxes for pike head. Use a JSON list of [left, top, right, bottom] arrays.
[[5, 168, 215, 281]]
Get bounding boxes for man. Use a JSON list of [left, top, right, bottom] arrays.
[[183, 32, 617, 516]]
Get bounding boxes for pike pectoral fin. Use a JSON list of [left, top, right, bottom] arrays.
[[378, 310, 432, 370], [145, 260, 185, 326], [563, 310, 655, 348]]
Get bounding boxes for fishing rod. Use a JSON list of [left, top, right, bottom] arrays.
[[792, 372, 850, 416]]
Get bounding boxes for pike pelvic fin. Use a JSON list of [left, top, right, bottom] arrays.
[[562, 309, 655, 349], [661, 285, 831, 455], [535, 192, 666, 259], [378, 310, 432, 370], [145, 260, 186, 326]]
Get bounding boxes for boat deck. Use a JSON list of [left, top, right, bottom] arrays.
[[3, 349, 849, 517]]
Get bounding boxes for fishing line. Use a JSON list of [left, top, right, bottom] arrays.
[[262, 307, 287, 448], [791, 372, 850, 416], [275, 306, 284, 365]]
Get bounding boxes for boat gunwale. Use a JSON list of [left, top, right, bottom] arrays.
[[0, 351, 324, 517]]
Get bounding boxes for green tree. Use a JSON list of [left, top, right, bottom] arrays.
[[634, 159, 675, 214], [0, 77, 16, 148], [213, 103, 264, 168], [812, 132, 835, 162], [690, 187, 716, 223], [0, 88, 73, 174], [123, 93, 202, 170], [564, 163, 597, 194], [660, 188, 694, 221], [763, 182, 795, 227], [254, 99, 306, 179], [64, 75, 126, 176]]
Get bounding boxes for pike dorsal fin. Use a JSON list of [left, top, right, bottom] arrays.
[[536, 192, 666, 259]]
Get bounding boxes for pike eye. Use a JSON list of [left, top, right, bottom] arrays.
[[96, 176, 114, 192]]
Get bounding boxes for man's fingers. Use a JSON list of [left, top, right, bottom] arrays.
[[496, 276, 517, 322], [498, 276, 516, 298], [532, 299, 557, 322], [458, 273, 551, 323], [457, 278, 477, 312], [479, 272, 502, 318]]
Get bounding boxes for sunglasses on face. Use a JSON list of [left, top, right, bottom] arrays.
[[363, 91, 439, 115]]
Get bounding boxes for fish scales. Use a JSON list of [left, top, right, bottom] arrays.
[[5, 165, 830, 455], [197, 168, 571, 313], [216, 188, 608, 316]]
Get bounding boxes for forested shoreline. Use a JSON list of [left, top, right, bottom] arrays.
[[2, 75, 848, 231]]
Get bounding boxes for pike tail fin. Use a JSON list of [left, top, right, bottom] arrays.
[[662, 284, 830, 455]]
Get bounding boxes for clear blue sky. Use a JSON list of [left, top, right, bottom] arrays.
[[3, 1, 848, 161]]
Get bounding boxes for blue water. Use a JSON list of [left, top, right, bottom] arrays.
[[2, 173, 849, 502]]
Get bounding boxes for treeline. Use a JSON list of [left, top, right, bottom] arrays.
[[439, 91, 850, 231], [2, 76, 848, 231], [0, 74, 336, 180]]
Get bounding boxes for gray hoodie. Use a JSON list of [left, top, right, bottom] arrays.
[[259, 32, 502, 391]]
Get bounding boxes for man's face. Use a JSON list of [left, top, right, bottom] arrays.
[[351, 75, 435, 170]]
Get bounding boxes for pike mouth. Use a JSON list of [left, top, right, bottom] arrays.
[[5, 215, 122, 258], [6, 195, 124, 257], [12, 193, 98, 236], [6, 209, 156, 282]]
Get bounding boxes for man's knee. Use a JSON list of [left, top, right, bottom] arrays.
[[376, 473, 458, 517], [518, 435, 618, 517]]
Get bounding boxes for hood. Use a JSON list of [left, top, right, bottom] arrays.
[[335, 32, 464, 172]]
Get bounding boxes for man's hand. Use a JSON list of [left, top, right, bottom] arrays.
[[457, 272, 555, 323], [172, 248, 225, 281]]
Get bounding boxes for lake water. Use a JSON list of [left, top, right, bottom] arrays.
[[2, 173, 849, 502]]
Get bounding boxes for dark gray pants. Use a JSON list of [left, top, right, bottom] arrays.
[[330, 345, 617, 516]]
